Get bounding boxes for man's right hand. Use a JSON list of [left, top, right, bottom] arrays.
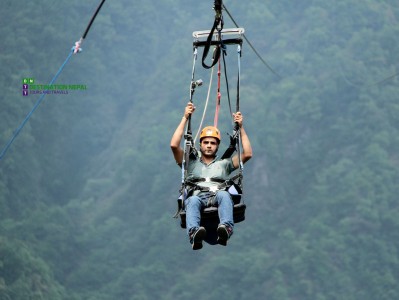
[[184, 102, 196, 119]]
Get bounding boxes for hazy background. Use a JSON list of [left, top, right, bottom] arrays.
[[1, 0, 399, 299]]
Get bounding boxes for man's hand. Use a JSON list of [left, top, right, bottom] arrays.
[[184, 103, 196, 119], [233, 112, 243, 127]]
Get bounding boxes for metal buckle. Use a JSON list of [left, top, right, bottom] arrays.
[[209, 186, 218, 193]]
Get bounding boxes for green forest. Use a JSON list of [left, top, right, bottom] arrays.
[[1, 0, 399, 299]]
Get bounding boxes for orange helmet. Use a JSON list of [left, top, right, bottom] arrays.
[[200, 126, 221, 142]]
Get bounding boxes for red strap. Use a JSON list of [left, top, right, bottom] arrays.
[[214, 58, 221, 127]]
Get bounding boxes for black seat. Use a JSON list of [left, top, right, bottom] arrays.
[[178, 199, 246, 229]]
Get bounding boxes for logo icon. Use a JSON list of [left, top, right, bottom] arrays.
[[22, 78, 34, 84], [22, 80, 31, 96]]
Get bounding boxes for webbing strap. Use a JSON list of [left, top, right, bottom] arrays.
[[220, 44, 242, 160], [214, 58, 221, 127], [194, 38, 242, 47], [185, 173, 242, 193], [235, 44, 244, 172], [201, 0, 224, 69], [180, 45, 201, 208], [202, 18, 220, 69]]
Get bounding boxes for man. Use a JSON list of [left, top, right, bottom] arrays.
[[170, 102, 252, 250]]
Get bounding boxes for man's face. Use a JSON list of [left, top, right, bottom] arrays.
[[200, 137, 219, 157]]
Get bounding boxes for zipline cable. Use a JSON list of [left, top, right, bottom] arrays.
[[223, 2, 398, 85], [74, 0, 106, 53], [0, 52, 73, 161], [331, 0, 398, 88], [223, 4, 281, 78], [337, 59, 399, 88], [83, 0, 106, 39], [374, 72, 399, 85], [0, 0, 107, 161]]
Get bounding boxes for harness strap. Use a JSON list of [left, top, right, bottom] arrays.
[[214, 58, 221, 127], [220, 42, 242, 160], [202, 1, 224, 69], [174, 173, 242, 218], [188, 177, 226, 184], [220, 132, 238, 159], [201, 19, 221, 69], [185, 174, 242, 193]]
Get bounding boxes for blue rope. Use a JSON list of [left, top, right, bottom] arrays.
[[0, 50, 74, 161]]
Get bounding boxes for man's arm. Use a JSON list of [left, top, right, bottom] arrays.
[[231, 112, 253, 169], [170, 103, 195, 166]]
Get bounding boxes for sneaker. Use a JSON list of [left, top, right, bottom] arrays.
[[217, 224, 233, 246], [189, 227, 207, 250]]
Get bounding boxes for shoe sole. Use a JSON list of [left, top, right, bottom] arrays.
[[192, 227, 206, 250], [217, 226, 229, 246]]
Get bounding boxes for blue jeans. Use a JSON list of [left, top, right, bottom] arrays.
[[184, 190, 234, 237]]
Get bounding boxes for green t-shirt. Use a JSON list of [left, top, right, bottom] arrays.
[[186, 154, 236, 190]]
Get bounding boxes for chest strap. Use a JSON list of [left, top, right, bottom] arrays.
[[185, 174, 241, 193]]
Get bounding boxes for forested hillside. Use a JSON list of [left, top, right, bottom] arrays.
[[1, 0, 399, 299]]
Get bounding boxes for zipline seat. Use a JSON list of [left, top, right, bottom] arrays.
[[176, 176, 246, 229], [175, 23, 247, 232]]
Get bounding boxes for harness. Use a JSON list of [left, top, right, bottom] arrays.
[[174, 174, 242, 219], [185, 176, 236, 193], [175, 173, 246, 229]]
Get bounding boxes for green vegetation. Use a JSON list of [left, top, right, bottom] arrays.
[[1, 0, 399, 299]]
